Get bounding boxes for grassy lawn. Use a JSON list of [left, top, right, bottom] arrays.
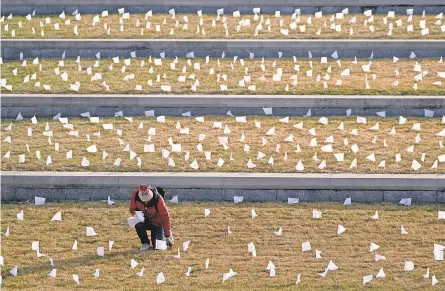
[[1, 202, 444, 290], [1, 58, 444, 95], [1, 13, 444, 39], [2, 116, 445, 173]]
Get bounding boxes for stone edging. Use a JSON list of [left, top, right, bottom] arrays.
[[2, 171, 444, 190], [2, 94, 444, 108], [2, 39, 445, 60], [2, 172, 444, 202], [2, 95, 445, 118]]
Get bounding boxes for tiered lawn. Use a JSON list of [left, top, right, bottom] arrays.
[[1, 58, 444, 95], [1, 202, 444, 290], [2, 116, 445, 173], [1, 13, 443, 39]]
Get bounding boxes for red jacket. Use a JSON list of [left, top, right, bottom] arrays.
[[129, 189, 172, 237]]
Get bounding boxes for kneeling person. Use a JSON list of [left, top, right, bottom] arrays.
[[130, 184, 174, 251]]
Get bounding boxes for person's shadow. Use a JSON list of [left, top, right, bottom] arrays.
[[1, 249, 142, 278]]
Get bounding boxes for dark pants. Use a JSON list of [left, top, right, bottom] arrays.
[[135, 222, 165, 249]]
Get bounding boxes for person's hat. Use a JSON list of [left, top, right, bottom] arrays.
[[138, 184, 153, 202]]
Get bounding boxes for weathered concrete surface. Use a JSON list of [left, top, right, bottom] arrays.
[[2, 94, 445, 118], [6, 106, 445, 118], [4, 0, 445, 6], [1, 172, 444, 202], [382, 190, 438, 203], [3, 94, 445, 108], [2, 39, 445, 60], [3, 187, 442, 203], [438, 191, 445, 203], [2, 0, 445, 16]]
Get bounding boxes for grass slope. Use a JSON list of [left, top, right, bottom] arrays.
[[1, 202, 444, 290], [2, 116, 445, 173]]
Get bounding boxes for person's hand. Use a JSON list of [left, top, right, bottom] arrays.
[[166, 235, 174, 247]]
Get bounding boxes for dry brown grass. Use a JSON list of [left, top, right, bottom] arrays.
[[1, 13, 444, 39], [2, 116, 445, 173], [1, 202, 444, 290], [1, 58, 444, 95]]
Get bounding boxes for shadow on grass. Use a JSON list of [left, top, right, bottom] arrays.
[[2, 248, 145, 278]]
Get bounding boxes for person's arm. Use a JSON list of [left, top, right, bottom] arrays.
[[129, 190, 138, 215], [156, 196, 172, 237]]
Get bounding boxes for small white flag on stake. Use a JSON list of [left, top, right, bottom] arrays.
[[97, 246, 104, 257], [156, 239, 167, 250], [263, 107, 273, 115], [401, 225, 408, 235], [137, 267, 145, 277], [288, 198, 299, 204], [370, 242, 380, 252], [183, 240, 191, 251], [73, 274, 80, 285], [432, 275, 439, 286], [399, 198, 412, 206], [86, 227, 98, 236], [363, 274, 373, 285], [337, 225, 346, 235], [17, 210, 24, 220], [424, 267, 430, 279], [312, 209, 321, 219], [411, 160, 422, 171], [35, 197, 46, 206], [234, 196, 244, 203], [404, 260, 414, 271], [130, 259, 138, 269], [51, 212, 62, 221], [174, 248, 181, 259], [302, 241, 311, 252], [376, 268, 386, 278], [169, 196, 179, 203], [10, 266, 18, 276]]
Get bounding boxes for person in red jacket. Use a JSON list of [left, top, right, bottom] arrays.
[[130, 184, 174, 251]]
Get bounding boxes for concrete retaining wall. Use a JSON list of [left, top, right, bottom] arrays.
[[2, 40, 445, 60], [3, 187, 444, 203], [2, 1, 445, 16], [1, 172, 444, 202], [5, 0, 445, 6], [2, 95, 445, 118]]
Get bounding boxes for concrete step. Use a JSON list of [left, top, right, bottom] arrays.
[[2, 0, 445, 15], [3, 39, 445, 60], [2, 94, 445, 118], [1, 172, 444, 202]]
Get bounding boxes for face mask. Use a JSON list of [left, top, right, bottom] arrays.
[[138, 190, 153, 202]]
